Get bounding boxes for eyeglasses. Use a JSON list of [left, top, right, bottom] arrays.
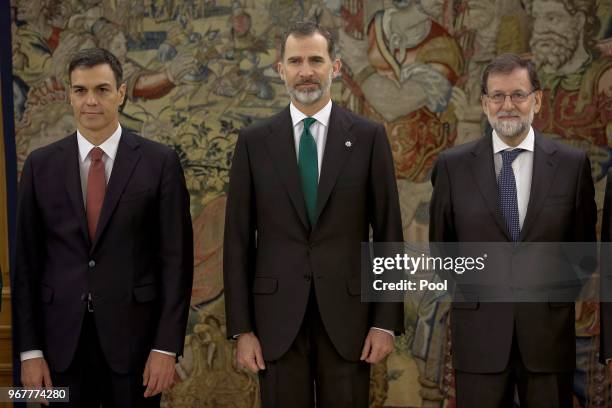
[[484, 89, 538, 104]]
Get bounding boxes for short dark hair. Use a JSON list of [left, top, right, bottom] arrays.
[[481, 53, 540, 95], [280, 21, 336, 60], [68, 48, 123, 88]]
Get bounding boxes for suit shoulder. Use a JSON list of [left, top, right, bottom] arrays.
[[438, 139, 479, 162], [129, 132, 177, 157], [336, 104, 382, 132], [239, 110, 286, 140], [26, 133, 74, 162], [543, 136, 587, 161]]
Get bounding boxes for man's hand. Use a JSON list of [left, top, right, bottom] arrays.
[[236, 332, 266, 373], [21, 357, 52, 388], [360, 329, 395, 364], [143, 351, 176, 398], [21, 357, 52, 406]]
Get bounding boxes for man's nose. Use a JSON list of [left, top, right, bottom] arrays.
[[86, 92, 98, 105], [299, 63, 315, 77], [501, 95, 515, 111]]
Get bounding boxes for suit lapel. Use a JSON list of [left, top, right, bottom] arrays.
[[62, 133, 90, 245], [313, 103, 354, 227], [519, 131, 558, 241], [90, 131, 141, 252], [265, 107, 310, 231], [469, 135, 512, 241]]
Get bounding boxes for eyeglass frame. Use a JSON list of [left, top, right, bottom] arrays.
[[483, 89, 539, 104]]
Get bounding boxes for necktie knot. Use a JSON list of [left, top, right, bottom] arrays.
[[500, 148, 524, 167], [90, 147, 104, 162], [303, 117, 316, 131]]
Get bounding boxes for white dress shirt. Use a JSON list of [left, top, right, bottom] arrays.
[[492, 127, 534, 229], [21, 124, 175, 361]]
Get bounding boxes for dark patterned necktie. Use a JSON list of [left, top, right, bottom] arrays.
[[298, 117, 318, 225], [499, 149, 524, 242], [86, 147, 106, 240]]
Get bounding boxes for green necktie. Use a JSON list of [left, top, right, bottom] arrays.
[[298, 117, 318, 225]]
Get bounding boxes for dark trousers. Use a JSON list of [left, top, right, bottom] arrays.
[[50, 312, 161, 408], [258, 290, 370, 407], [455, 330, 573, 408]]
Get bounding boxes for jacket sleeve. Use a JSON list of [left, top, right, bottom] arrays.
[[152, 149, 194, 356], [368, 124, 405, 334], [223, 131, 257, 338], [13, 155, 45, 353], [429, 152, 456, 244]]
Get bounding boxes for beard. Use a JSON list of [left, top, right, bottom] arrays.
[[487, 108, 535, 139], [285, 71, 333, 105], [530, 28, 579, 71]]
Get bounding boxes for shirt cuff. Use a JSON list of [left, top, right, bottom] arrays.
[[21, 350, 44, 361], [371, 327, 395, 337], [152, 349, 176, 357]]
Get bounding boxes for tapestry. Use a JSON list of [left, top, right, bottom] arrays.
[[8, 0, 612, 406]]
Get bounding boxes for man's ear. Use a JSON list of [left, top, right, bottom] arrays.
[[481, 94, 488, 115], [533, 89, 543, 114], [118, 83, 127, 105], [277, 62, 285, 81], [332, 58, 342, 79]]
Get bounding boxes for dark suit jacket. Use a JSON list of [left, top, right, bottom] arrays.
[[13, 130, 193, 374], [429, 130, 596, 373], [223, 103, 404, 362], [600, 168, 612, 362]]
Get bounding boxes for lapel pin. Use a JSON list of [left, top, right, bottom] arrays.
[[345, 141, 352, 148]]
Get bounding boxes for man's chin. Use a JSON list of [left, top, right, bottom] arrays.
[[494, 126, 526, 139], [293, 91, 323, 105]]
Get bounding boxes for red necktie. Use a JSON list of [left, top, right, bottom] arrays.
[[86, 147, 106, 240]]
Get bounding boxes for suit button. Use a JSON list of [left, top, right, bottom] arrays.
[[88, 260, 96, 268], [80, 293, 87, 301]]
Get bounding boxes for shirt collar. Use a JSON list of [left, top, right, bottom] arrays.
[[492, 126, 535, 154], [77, 124, 122, 163], [289, 99, 333, 128]]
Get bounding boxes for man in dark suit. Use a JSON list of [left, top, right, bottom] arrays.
[[13, 48, 193, 407], [223, 21, 404, 407], [429, 53, 596, 406]]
